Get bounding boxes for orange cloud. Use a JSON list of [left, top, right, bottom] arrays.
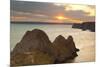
[[65, 4, 95, 16], [66, 18, 83, 23], [54, 15, 82, 23], [54, 3, 95, 16]]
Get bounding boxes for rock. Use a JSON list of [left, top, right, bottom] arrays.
[[66, 36, 79, 58], [11, 49, 54, 66], [52, 35, 71, 62], [52, 35, 79, 62], [12, 29, 53, 55], [72, 22, 95, 32], [11, 29, 79, 66], [81, 22, 95, 32], [66, 36, 79, 52], [11, 29, 55, 66]]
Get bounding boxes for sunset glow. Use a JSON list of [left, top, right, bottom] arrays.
[[11, 1, 95, 23], [55, 15, 82, 23], [67, 18, 82, 23], [55, 16, 66, 20], [64, 4, 95, 16], [54, 3, 95, 16]]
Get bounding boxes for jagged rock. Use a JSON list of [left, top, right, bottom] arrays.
[[11, 29, 79, 66], [53, 35, 79, 62], [12, 29, 53, 55], [53, 35, 71, 62], [66, 36, 79, 52], [11, 29, 55, 66], [66, 36, 79, 58]]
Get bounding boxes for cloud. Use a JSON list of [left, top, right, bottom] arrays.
[[11, 0, 95, 23], [64, 10, 95, 22], [54, 3, 95, 16], [53, 3, 95, 22], [11, 11, 51, 21], [11, 1, 65, 15], [64, 4, 95, 16]]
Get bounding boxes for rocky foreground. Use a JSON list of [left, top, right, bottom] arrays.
[[11, 29, 79, 66]]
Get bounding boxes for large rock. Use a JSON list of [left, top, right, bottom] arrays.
[[11, 29, 55, 66], [11, 29, 79, 66], [12, 29, 53, 55], [53, 35, 71, 62], [53, 35, 79, 62]]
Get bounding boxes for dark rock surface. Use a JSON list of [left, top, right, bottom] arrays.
[[11, 50, 54, 66], [11, 29, 55, 66], [66, 36, 79, 52], [11, 29, 79, 66], [12, 29, 53, 55], [53, 35, 79, 63], [53, 35, 71, 62], [72, 22, 95, 32]]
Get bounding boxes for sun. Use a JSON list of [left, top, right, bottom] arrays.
[[54, 15, 82, 23], [55, 16, 66, 20]]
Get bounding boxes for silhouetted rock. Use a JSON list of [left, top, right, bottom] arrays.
[[12, 29, 53, 54], [52, 35, 79, 62], [66, 36, 79, 52], [72, 22, 95, 32], [72, 23, 82, 29], [53, 35, 71, 62], [66, 36, 79, 58], [11, 29, 79, 66], [11, 29, 55, 66]]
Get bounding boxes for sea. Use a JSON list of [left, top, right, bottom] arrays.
[[10, 23, 95, 63]]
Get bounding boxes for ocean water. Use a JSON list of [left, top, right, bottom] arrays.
[[10, 23, 95, 63]]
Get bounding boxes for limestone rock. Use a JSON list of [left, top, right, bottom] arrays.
[[11, 29, 55, 66], [53, 35, 71, 62], [11, 49, 54, 66], [12, 29, 53, 55], [11, 29, 79, 66], [66, 36, 79, 52], [52, 35, 79, 62]]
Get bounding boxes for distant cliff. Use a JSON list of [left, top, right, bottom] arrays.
[[72, 22, 95, 32]]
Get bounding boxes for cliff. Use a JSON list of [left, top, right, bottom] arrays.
[[72, 22, 95, 32]]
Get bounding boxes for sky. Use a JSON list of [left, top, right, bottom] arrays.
[[11, 0, 95, 23]]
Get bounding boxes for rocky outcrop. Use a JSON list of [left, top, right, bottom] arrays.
[[11, 29, 79, 66], [12, 29, 53, 55], [11, 50, 54, 66], [11, 29, 55, 66], [72, 22, 95, 32], [66, 36, 79, 52], [53, 35, 79, 62]]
